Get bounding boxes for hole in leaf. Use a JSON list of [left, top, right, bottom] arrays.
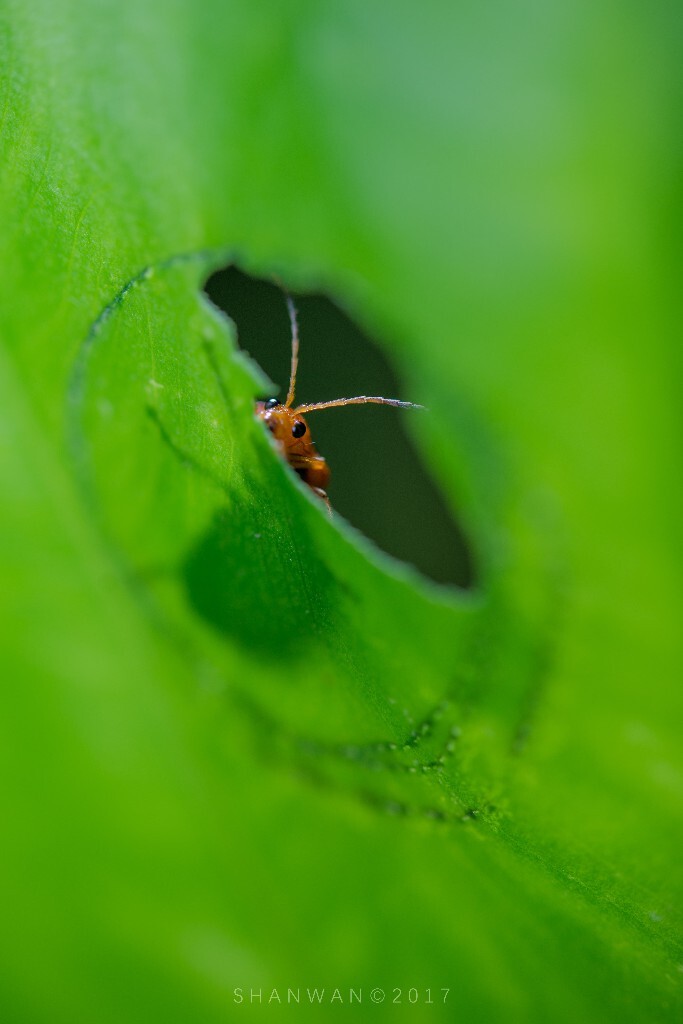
[[204, 265, 475, 589]]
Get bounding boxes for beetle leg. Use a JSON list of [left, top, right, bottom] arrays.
[[312, 487, 333, 517]]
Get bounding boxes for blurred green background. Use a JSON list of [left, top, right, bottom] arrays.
[[1, 1, 682, 1022]]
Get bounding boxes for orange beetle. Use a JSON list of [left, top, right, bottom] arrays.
[[256, 293, 422, 511]]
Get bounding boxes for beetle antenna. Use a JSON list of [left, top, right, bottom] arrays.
[[295, 396, 424, 413], [284, 293, 299, 407]]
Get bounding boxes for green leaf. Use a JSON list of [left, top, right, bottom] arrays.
[[1, 1, 681, 1021]]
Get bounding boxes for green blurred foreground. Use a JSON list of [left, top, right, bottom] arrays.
[[0, 2, 681, 1021]]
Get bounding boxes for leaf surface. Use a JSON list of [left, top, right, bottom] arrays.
[[1, 1, 681, 1021]]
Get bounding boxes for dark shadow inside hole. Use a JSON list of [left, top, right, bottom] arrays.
[[204, 265, 475, 589]]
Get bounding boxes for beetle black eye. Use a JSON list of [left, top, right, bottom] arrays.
[[265, 397, 279, 409], [292, 420, 306, 438]]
